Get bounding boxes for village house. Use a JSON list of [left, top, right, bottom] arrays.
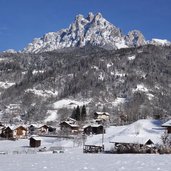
[[162, 120, 171, 133], [1, 127, 13, 139], [15, 126, 28, 138], [38, 125, 49, 134], [60, 118, 79, 134], [94, 112, 110, 124], [60, 122, 79, 134], [83, 124, 104, 135], [28, 124, 38, 134], [28, 124, 52, 135], [1, 125, 27, 139]]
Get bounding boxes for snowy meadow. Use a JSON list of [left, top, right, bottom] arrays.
[[0, 149, 171, 171]]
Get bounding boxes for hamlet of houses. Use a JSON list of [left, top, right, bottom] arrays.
[[0, 111, 110, 140], [0, 111, 171, 154]]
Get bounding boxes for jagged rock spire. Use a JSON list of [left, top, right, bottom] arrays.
[[87, 12, 94, 21]]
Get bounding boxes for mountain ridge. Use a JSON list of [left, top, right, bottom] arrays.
[[22, 12, 147, 53], [21, 12, 171, 53]]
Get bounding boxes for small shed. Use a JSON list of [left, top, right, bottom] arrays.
[[83, 145, 104, 153], [30, 137, 41, 147]]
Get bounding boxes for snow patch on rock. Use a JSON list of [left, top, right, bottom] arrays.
[[25, 88, 58, 97], [112, 97, 126, 107], [128, 55, 136, 60], [133, 84, 149, 93], [151, 38, 171, 46], [0, 81, 15, 89]]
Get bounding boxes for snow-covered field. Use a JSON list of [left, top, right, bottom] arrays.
[[0, 119, 169, 171], [0, 147, 171, 171]]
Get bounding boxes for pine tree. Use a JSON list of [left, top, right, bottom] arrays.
[[81, 105, 87, 121], [75, 105, 81, 121], [71, 107, 76, 120]]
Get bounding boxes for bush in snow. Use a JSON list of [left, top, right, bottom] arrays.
[[157, 131, 171, 154]]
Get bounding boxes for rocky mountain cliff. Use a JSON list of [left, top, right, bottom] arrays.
[[23, 12, 147, 53]]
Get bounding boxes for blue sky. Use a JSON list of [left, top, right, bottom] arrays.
[[0, 0, 171, 51]]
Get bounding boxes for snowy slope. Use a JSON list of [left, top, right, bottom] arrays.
[[53, 99, 91, 109], [86, 119, 165, 150]]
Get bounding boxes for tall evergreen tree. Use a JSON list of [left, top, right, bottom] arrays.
[[75, 105, 81, 121], [71, 107, 76, 120], [81, 105, 87, 121]]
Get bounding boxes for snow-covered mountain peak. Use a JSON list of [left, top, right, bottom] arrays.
[[22, 12, 171, 53], [23, 12, 130, 53], [2, 12, 171, 53]]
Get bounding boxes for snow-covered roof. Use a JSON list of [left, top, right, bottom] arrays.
[[83, 124, 103, 129], [61, 121, 79, 128], [5, 125, 27, 130], [91, 124, 103, 128], [162, 120, 171, 127], [39, 125, 49, 128], [82, 124, 91, 129], [30, 136, 42, 141], [66, 117, 77, 122], [29, 124, 44, 128], [94, 112, 110, 116], [110, 135, 154, 145]]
